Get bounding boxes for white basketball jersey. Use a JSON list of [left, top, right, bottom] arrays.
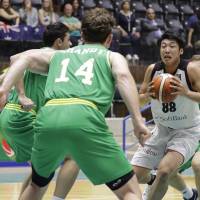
[[151, 60, 200, 129]]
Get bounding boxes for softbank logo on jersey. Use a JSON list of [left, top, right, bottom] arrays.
[[157, 114, 187, 121], [140, 146, 159, 156]]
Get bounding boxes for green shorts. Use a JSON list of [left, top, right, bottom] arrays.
[[0, 103, 36, 162], [179, 142, 200, 173], [32, 99, 132, 185]]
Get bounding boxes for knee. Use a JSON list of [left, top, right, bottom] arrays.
[[157, 166, 171, 182], [133, 166, 150, 183], [32, 165, 55, 187], [192, 157, 200, 174], [135, 173, 147, 183]]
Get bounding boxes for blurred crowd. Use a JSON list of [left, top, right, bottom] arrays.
[[0, 0, 200, 63]]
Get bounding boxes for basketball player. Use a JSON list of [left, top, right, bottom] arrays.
[[0, 8, 150, 200], [142, 51, 200, 200], [130, 31, 200, 200], [0, 22, 79, 200], [166, 53, 200, 200]]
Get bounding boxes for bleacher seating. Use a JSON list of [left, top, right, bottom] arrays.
[[0, 0, 197, 63], [98, 0, 114, 11], [0, 24, 44, 41], [82, 0, 96, 9]]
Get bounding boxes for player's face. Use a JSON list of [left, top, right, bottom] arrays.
[[160, 39, 182, 66], [61, 33, 71, 50]]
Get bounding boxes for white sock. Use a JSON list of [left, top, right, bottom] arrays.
[[52, 196, 64, 200], [182, 187, 193, 199]]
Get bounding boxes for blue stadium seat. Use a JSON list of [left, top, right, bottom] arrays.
[[166, 19, 183, 30], [132, 1, 146, 18], [11, 0, 23, 10], [191, 0, 200, 8], [98, 0, 114, 11], [164, 3, 179, 15], [148, 2, 163, 13], [82, 0, 96, 9], [31, 0, 42, 8]]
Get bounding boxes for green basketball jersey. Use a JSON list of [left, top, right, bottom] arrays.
[[45, 44, 115, 115], [8, 71, 47, 112]]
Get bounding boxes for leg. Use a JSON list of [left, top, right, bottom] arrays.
[[169, 173, 187, 191], [148, 150, 184, 200], [19, 183, 48, 200], [106, 170, 141, 200], [53, 158, 79, 199], [19, 166, 54, 200], [169, 172, 196, 199], [132, 165, 152, 184], [113, 174, 141, 200], [192, 152, 200, 196], [19, 173, 32, 197]]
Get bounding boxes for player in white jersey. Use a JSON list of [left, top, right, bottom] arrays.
[[131, 31, 200, 200]]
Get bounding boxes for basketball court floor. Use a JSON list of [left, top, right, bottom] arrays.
[[0, 166, 196, 199]]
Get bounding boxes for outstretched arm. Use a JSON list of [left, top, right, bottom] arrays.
[[110, 52, 151, 145], [15, 79, 35, 111], [0, 49, 55, 109], [4, 49, 54, 92]]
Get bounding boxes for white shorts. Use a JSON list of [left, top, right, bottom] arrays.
[[131, 123, 200, 169]]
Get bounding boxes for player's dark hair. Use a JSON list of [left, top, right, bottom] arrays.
[[43, 22, 69, 47], [157, 30, 184, 49], [81, 8, 115, 43]]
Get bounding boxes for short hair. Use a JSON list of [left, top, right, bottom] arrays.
[[157, 30, 184, 49], [120, 0, 132, 10], [43, 22, 69, 47], [81, 8, 115, 43]]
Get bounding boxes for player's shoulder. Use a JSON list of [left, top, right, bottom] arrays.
[[187, 58, 200, 80], [109, 51, 127, 65], [188, 58, 200, 70], [109, 51, 124, 59]]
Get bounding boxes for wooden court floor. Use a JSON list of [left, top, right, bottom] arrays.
[[0, 177, 196, 199]]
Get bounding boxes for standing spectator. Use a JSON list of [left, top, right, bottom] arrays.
[[140, 8, 164, 62], [0, 0, 20, 25], [59, 2, 81, 46], [70, 0, 82, 20], [116, 0, 140, 61], [183, 8, 200, 59], [38, 0, 58, 26], [187, 8, 200, 48], [19, 0, 38, 27]]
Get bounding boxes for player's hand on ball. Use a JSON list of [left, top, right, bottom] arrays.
[[170, 76, 189, 96], [147, 81, 156, 99]]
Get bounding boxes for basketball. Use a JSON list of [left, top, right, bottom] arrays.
[[152, 73, 177, 103]]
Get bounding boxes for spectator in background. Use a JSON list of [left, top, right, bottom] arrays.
[[0, 0, 20, 25], [140, 8, 164, 62], [116, 0, 140, 62], [19, 0, 38, 27], [187, 8, 200, 48], [70, 0, 82, 20], [38, 0, 58, 26], [59, 2, 81, 46]]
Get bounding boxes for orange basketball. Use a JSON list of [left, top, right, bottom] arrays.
[[152, 73, 177, 103]]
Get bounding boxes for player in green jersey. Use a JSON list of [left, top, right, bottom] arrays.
[[0, 8, 151, 200], [0, 22, 79, 199]]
